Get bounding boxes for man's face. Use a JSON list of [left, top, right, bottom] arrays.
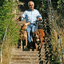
[[29, 2, 34, 10]]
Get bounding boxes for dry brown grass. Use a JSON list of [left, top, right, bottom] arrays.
[[2, 34, 15, 64], [53, 10, 64, 50], [59, 28, 64, 50], [53, 10, 64, 63]]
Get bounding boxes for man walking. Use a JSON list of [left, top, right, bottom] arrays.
[[20, 1, 42, 48]]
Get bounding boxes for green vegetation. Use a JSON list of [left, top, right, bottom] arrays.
[[33, 0, 48, 13], [0, 1, 19, 45], [0, 0, 63, 42], [0, 0, 64, 64], [0, 1, 19, 63], [0, 0, 5, 6], [57, 0, 64, 9], [50, 0, 64, 28]]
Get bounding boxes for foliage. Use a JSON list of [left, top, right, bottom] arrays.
[[49, 0, 64, 28], [52, 0, 64, 13], [0, 0, 5, 6], [33, 0, 48, 13], [43, 0, 48, 10], [57, 0, 64, 9], [0, 1, 13, 40], [0, 1, 19, 45]]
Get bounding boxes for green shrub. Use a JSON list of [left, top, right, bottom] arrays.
[[0, 1, 19, 45]]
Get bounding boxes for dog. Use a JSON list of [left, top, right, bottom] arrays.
[[34, 29, 47, 51], [20, 22, 30, 49]]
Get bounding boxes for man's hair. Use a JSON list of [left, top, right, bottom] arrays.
[[28, 1, 34, 6]]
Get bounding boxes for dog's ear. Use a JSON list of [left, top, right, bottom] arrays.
[[23, 23, 25, 26]]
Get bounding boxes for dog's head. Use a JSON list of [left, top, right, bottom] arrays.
[[22, 22, 30, 30], [34, 31, 40, 39], [22, 25, 26, 30]]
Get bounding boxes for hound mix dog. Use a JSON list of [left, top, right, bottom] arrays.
[[34, 29, 47, 51], [20, 22, 30, 49]]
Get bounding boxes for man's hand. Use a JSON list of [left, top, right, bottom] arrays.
[[19, 16, 23, 21], [15, 16, 23, 23], [19, 16, 23, 19], [37, 18, 42, 21]]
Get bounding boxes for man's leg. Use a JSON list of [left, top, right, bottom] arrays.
[[31, 24, 37, 37], [26, 25, 32, 43], [31, 24, 37, 48], [27, 25, 34, 48]]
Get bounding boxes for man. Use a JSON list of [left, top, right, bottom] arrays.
[[20, 1, 42, 48]]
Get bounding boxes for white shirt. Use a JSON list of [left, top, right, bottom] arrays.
[[22, 9, 42, 23]]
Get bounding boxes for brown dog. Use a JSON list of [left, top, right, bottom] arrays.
[[34, 29, 46, 51], [20, 22, 30, 49]]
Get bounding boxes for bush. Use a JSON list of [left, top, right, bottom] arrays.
[[0, 1, 19, 45], [33, 0, 48, 13]]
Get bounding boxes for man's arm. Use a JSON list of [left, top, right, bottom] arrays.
[[19, 11, 26, 21]]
